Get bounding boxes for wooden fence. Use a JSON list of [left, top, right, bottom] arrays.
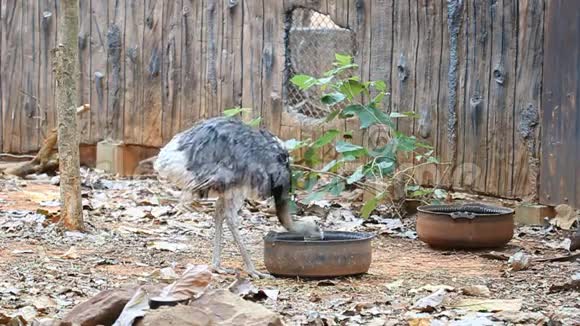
[[0, 0, 554, 202]]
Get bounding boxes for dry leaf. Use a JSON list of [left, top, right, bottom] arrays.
[[61, 247, 80, 259], [113, 287, 150, 326], [158, 264, 212, 301], [412, 288, 447, 312], [453, 298, 522, 312], [550, 204, 577, 230]]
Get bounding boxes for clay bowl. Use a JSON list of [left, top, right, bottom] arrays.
[[263, 231, 374, 278], [416, 203, 514, 249]]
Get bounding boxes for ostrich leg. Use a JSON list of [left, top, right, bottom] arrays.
[[224, 191, 273, 279], [211, 196, 234, 274]]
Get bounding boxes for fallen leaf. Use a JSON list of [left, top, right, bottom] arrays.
[[412, 288, 447, 312], [508, 252, 531, 271], [461, 285, 491, 298], [157, 267, 179, 282], [228, 277, 279, 302], [61, 247, 80, 259], [27, 295, 57, 312], [112, 287, 150, 326], [550, 204, 577, 230], [408, 317, 432, 326], [148, 241, 188, 252], [157, 264, 212, 301], [417, 284, 455, 293], [452, 298, 522, 312]]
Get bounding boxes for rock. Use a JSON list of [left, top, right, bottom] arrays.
[[508, 252, 531, 271], [550, 204, 577, 230], [461, 285, 491, 297], [189, 289, 284, 325], [135, 306, 211, 326], [61, 285, 161, 326]]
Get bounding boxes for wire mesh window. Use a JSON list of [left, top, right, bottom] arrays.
[[284, 9, 356, 120]]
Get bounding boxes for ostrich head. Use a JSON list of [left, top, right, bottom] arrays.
[[291, 216, 324, 240]]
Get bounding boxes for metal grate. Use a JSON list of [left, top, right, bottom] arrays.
[[284, 9, 355, 120]]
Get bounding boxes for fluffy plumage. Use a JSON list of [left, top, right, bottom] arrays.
[[155, 117, 322, 278]]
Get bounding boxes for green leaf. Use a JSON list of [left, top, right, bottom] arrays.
[[360, 194, 382, 218], [317, 76, 334, 85], [325, 109, 341, 122], [247, 117, 261, 127], [223, 107, 251, 117], [394, 133, 417, 152], [371, 92, 386, 106], [321, 159, 340, 172], [304, 174, 319, 191], [347, 166, 365, 184], [303, 191, 325, 204], [335, 53, 353, 66], [406, 185, 421, 192], [377, 161, 394, 173], [427, 156, 439, 163], [312, 129, 340, 148], [321, 92, 346, 105], [434, 189, 447, 199], [326, 179, 345, 196], [373, 80, 387, 92], [324, 63, 359, 77], [340, 104, 364, 119], [347, 105, 393, 129], [339, 79, 365, 100], [336, 141, 367, 157], [291, 74, 317, 90], [284, 139, 306, 152], [303, 147, 320, 166]]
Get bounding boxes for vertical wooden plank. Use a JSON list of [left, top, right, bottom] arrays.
[[90, 0, 108, 142], [390, 0, 418, 167], [485, 0, 516, 196], [1, 0, 23, 152], [21, 0, 39, 152], [204, 0, 219, 118], [214, 0, 224, 118], [123, 0, 144, 144], [161, 0, 182, 141], [0, 0, 3, 152], [414, 0, 444, 186], [107, 0, 125, 140], [261, 1, 284, 133], [458, 0, 491, 192], [78, 0, 91, 143], [365, 0, 393, 162], [141, 0, 163, 146], [241, 0, 264, 121], [181, 0, 202, 129], [38, 0, 57, 142], [448, 0, 468, 189], [513, 0, 543, 199], [230, 0, 243, 112], [540, 0, 578, 206]]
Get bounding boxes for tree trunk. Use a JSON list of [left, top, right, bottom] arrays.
[[55, 0, 83, 231]]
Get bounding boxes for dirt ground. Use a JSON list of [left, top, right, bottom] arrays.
[[0, 169, 579, 325]]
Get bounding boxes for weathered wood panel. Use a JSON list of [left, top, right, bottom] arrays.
[[540, 0, 579, 207], [0, 0, 570, 205], [108, 0, 125, 140], [123, 0, 144, 144], [89, 0, 108, 141], [513, 0, 543, 200], [485, 0, 517, 196], [141, 0, 162, 146]]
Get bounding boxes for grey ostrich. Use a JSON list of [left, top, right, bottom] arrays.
[[154, 117, 323, 278]]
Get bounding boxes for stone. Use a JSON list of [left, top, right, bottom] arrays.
[[135, 306, 212, 326], [189, 289, 284, 325], [514, 204, 555, 225], [60, 285, 161, 326]]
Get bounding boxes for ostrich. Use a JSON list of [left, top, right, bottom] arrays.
[[154, 117, 323, 278]]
